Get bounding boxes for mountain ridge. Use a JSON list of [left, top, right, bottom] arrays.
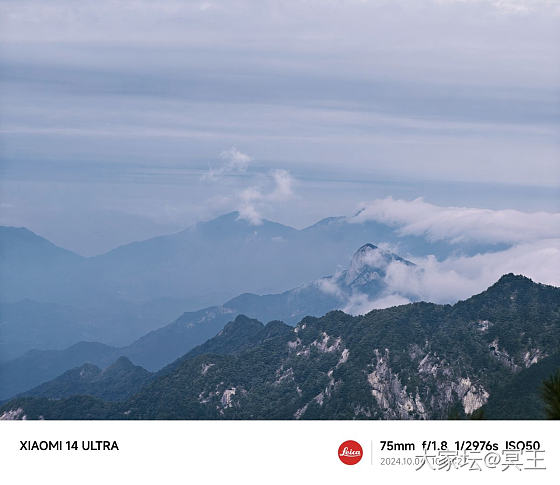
[[0, 243, 413, 397], [2, 274, 557, 420], [0, 208, 513, 362], [5, 315, 293, 405]]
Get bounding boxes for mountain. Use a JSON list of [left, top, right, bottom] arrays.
[[99, 243, 414, 370], [157, 315, 293, 377], [85, 212, 300, 307], [1, 315, 289, 405], [0, 300, 95, 362], [0, 295, 195, 362], [0, 226, 82, 265], [17, 357, 152, 402], [0, 341, 119, 401], [0, 211, 504, 361], [86, 211, 503, 306], [0, 226, 83, 304], [483, 352, 560, 419], [0, 313, 291, 401], [2, 275, 558, 419], [0, 243, 409, 397]]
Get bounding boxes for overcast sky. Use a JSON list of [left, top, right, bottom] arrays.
[[1, 0, 559, 255]]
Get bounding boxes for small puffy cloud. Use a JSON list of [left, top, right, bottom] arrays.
[[220, 147, 251, 172], [350, 197, 560, 245], [238, 187, 264, 225], [237, 169, 295, 225], [269, 169, 294, 201], [201, 148, 295, 225], [315, 275, 345, 298], [203, 147, 252, 180]]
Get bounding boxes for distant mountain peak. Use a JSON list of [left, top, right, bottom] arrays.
[[0, 226, 82, 259], [343, 243, 413, 288], [355, 242, 378, 253], [213, 211, 241, 221], [192, 211, 297, 237], [206, 211, 277, 226], [0, 225, 35, 236], [346, 244, 385, 286], [302, 216, 345, 230], [349, 243, 390, 272]]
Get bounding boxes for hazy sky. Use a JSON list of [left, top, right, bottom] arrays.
[[1, 0, 559, 255]]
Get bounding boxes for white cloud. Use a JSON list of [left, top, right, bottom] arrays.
[[351, 197, 560, 245], [315, 275, 345, 298], [326, 230, 560, 314], [343, 292, 411, 315], [200, 148, 296, 225], [269, 169, 294, 201], [382, 239, 560, 304], [238, 169, 295, 224], [237, 198, 263, 225], [1, 1, 558, 254], [203, 147, 252, 180]]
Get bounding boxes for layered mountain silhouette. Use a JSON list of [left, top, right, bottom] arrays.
[[5, 316, 290, 404], [0, 243, 413, 399], [0, 211, 505, 359], [1, 275, 558, 420]]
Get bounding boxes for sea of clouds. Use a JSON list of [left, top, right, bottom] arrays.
[[340, 197, 560, 314]]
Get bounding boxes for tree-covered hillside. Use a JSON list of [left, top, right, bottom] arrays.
[[17, 357, 152, 402], [1, 274, 558, 420]]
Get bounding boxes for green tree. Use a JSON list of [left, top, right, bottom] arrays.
[[469, 408, 485, 420], [541, 369, 560, 419]]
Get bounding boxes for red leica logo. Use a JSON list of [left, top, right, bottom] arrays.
[[338, 440, 363, 465]]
